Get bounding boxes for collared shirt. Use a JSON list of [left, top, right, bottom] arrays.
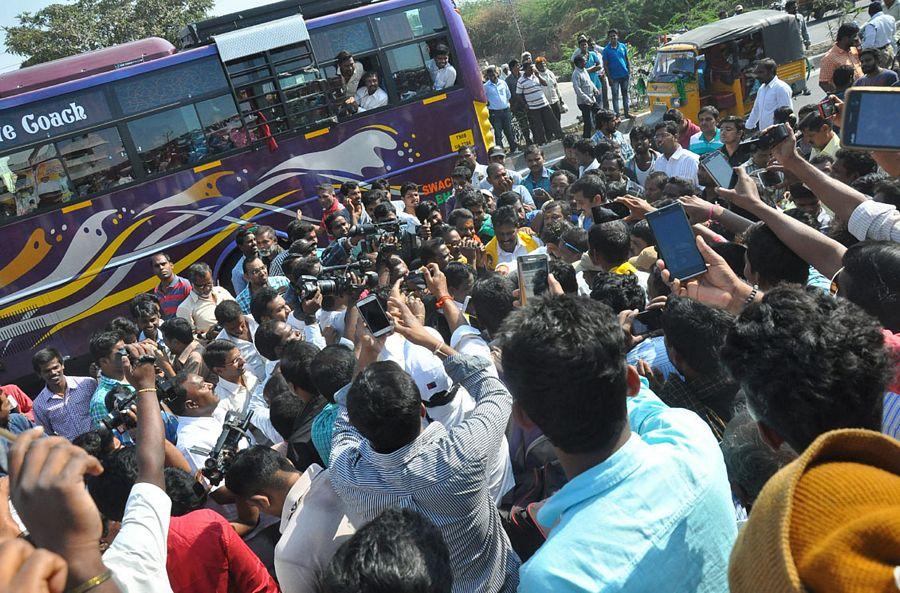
[[269, 249, 291, 276], [518, 379, 737, 593], [521, 167, 553, 196], [235, 275, 291, 315], [311, 402, 339, 466], [231, 256, 247, 296], [810, 132, 842, 160], [0, 414, 33, 476], [689, 129, 724, 155], [591, 129, 635, 161], [847, 199, 900, 242], [602, 42, 629, 79], [579, 159, 600, 177], [90, 374, 133, 428], [330, 354, 521, 593], [517, 74, 551, 110], [153, 275, 192, 319], [719, 143, 754, 168], [176, 286, 235, 333], [103, 483, 174, 593], [537, 68, 560, 104], [167, 509, 279, 593], [659, 372, 740, 440], [426, 59, 458, 90], [214, 371, 258, 416], [484, 78, 512, 110], [746, 75, 793, 130], [571, 67, 598, 105], [276, 465, 360, 593], [484, 230, 541, 272], [338, 61, 364, 95], [651, 146, 700, 186], [885, 0, 900, 24], [861, 11, 896, 48], [355, 86, 388, 111], [571, 48, 604, 88], [216, 317, 268, 382], [33, 376, 97, 440], [285, 315, 328, 349], [176, 409, 231, 473], [819, 44, 863, 85]]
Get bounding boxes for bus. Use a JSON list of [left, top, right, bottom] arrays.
[[0, 0, 494, 386]]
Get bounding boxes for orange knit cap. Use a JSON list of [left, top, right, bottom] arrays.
[[729, 429, 900, 593]]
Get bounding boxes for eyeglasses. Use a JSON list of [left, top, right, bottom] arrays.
[[829, 266, 843, 296]]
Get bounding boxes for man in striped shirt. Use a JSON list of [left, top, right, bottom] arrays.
[[517, 61, 563, 145], [329, 329, 520, 593], [151, 252, 192, 319], [31, 347, 96, 440]]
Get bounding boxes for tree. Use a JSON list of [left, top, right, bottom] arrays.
[[4, 0, 213, 67]]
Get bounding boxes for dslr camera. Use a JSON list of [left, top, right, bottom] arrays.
[[100, 377, 178, 430], [348, 220, 402, 238], [294, 260, 379, 300], [739, 123, 791, 152]]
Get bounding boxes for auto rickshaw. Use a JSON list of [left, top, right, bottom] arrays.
[[646, 10, 808, 124]]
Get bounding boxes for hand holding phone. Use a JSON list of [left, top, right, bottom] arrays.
[[517, 253, 549, 306], [841, 87, 900, 150], [356, 294, 394, 337], [646, 202, 706, 281], [700, 150, 736, 189]]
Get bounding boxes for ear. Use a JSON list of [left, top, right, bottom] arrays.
[[185, 398, 199, 411], [512, 401, 536, 430], [420, 403, 427, 419], [756, 421, 785, 451], [247, 494, 271, 513], [625, 364, 642, 397]]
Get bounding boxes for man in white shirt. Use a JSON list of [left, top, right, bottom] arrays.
[[573, 138, 600, 177], [745, 58, 793, 132], [426, 44, 457, 91], [355, 71, 388, 112], [214, 299, 268, 382], [485, 162, 535, 207], [651, 120, 700, 186], [171, 372, 235, 473], [861, 1, 896, 54], [225, 449, 362, 593], [176, 262, 235, 335], [457, 144, 489, 187]]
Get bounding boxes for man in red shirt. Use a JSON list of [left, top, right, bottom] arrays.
[[0, 384, 34, 421], [315, 183, 351, 236], [663, 108, 701, 150]]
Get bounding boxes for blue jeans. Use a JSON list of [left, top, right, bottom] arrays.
[[489, 108, 518, 151], [609, 77, 630, 116]]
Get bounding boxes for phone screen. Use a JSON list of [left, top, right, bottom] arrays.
[[843, 89, 900, 150], [632, 308, 663, 336], [757, 169, 784, 188], [357, 296, 393, 336], [517, 254, 549, 305], [646, 203, 707, 280], [701, 151, 735, 189]]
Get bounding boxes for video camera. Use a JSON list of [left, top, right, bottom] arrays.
[[100, 377, 177, 431], [202, 409, 254, 486], [348, 220, 402, 238], [740, 123, 792, 152], [294, 260, 380, 299]]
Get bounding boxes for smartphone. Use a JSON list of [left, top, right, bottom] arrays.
[[645, 202, 707, 281], [356, 294, 394, 337], [817, 97, 837, 119], [841, 87, 900, 150], [406, 270, 427, 291], [756, 169, 785, 188], [592, 205, 624, 224], [632, 308, 663, 336], [517, 253, 549, 305], [700, 150, 736, 189]]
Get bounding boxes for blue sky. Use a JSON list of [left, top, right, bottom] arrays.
[[1, 0, 277, 72]]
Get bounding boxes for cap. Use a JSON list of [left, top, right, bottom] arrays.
[[488, 146, 506, 158]]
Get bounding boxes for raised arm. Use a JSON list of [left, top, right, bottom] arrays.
[[125, 343, 166, 489]]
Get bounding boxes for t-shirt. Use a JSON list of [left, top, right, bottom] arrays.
[[854, 69, 900, 86], [602, 43, 629, 80]]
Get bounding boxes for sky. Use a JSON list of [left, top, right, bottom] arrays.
[[0, 0, 280, 72]]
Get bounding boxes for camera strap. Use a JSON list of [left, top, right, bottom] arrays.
[[423, 384, 461, 409]]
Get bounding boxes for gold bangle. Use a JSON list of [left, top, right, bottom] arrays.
[[65, 570, 113, 593], [137, 388, 157, 393]]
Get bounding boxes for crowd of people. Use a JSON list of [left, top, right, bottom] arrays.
[[2, 18, 900, 593]]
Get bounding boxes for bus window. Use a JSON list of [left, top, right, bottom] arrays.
[[128, 104, 208, 175], [310, 20, 376, 64], [56, 127, 134, 199], [114, 57, 230, 116], [384, 38, 454, 101], [372, 4, 444, 46], [0, 144, 74, 219], [195, 95, 242, 154]]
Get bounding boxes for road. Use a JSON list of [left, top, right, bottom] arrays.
[[509, 8, 859, 169]]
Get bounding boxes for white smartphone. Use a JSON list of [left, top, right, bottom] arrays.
[[356, 294, 394, 337]]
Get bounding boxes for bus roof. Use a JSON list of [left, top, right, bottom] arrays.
[[0, 38, 176, 99]]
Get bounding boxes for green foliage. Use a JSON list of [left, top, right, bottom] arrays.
[[3, 0, 213, 67]]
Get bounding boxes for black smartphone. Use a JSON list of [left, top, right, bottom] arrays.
[[841, 87, 900, 150], [645, 202, 707, 281], [406, 270, 427, 291], [356, 294, 394, 337], [700, 150, 736, 189], [632, 308, 663, 336], [757, 169, 785, 188], [592, 204, 625, 224], [517, 253, 549, 305]]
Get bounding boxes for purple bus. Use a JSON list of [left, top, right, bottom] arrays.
[[0, 0, 494, 385]]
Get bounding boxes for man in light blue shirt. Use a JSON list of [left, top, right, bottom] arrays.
[[601, 29, 631, 118], [591, 109, 634, 162], [484, 66, 519, 152], [502, 295, 737, 593]]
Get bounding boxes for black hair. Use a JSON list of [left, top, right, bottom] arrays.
[[662, 295, 735, 376], [835, 148, 877, 179], [718, 115, 746, 132], [372, 201, 396, 222], [280, 340, 322, 395], [572, 138, 594, 155], [250, 286, 281, 324], [569, 175, 606, 203], [89, 331, 122, 362], [831, 64, 856, 88], [592, 140, 615, 162], [654, 120, 680, 137], [647, 265, 671, 299], [547, 260, 577, 294], [594, 109, 616, 124], [166, 467, 207, 516], [562, 134, 578, 149], [72, 427, 116, 461], [88, 446, 139, 522], [709, 241, 748, 278], [798, 111, 830, 132], [347, 361, 422, 453], [540, 218, 572, 246], [698, 105, 720, 120], [31, 347, 63, 373], [447, 208, 474, 228], [500, 296, 628, 453], [310, 345, 357, 402], [842, 241, 900, 332], [160, 317, 193, 345], [588, 221, 630, 266], [630, 219, 654, 248], [629, 125, 653, 143], [419, 238, 448, 266], [362, 188, 387, 209], [836, 22, 860, 41], [225, 446, 298, 498], [254, 320, 285, 361], [491, 205, 519, 230], [662, 108, 685, 124], [590, 271, 646, 312], [445, 261, 475, 293], [128, 293, 160, 319], [214, 299, 243, 325], [469, 274, 516, 337], [744, 222, 809, 287], [783, 208, 817, 228], [663, 177, 697, 198], [202, 339, 237, 370], [850, 171, 889, 197], [415, 201, 439, 223], [874, 178, 900, 208], [458, 189, 485, 212], [186, 261, 212, 283], [336, 50, 353, 64], [324, 212, 348, 234], [722, 285, 892, 452], [497, 192, 522, 209], [107, 317, 138, 343], [316, 507, 452, 593], [270, 392, 305, 441]]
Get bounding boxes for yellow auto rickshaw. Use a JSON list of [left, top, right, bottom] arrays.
[[647, 10, 808, 123]]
